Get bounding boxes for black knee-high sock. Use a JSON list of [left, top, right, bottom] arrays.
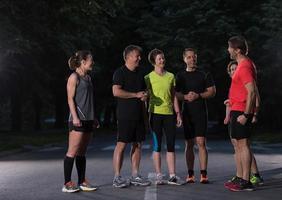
[[76, 155, 86, 184], [64, 156, 75, 184]]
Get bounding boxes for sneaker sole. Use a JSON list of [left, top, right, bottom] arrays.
[[113, 183, 128, 188], [62, 188, 80, 193], [229, 187, 255, 192], [200, 181, 209, 184], [186, 180, 195, 183], [251, 182, 264, 186], [79, 186, 98, 192], [167, 182, 184, 186], [130, 182, 151, 186], [155, 181, 167, 185]]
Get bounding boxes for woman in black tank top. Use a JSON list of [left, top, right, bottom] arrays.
[[62, 50, 99, 193]]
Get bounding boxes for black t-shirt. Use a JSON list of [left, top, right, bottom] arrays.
[[175, 69, 215, 115], [113, 66, 146, 120]]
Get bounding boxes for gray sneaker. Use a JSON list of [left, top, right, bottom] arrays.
[[168, 175, 186, 186], [113, 176, 128, 188], [155, 173, 167, 185], [131, 175, 151, 186]]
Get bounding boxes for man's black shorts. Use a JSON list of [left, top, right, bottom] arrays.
[[182, 112, 207, 140], [117, 120, 145, 143], [230, 111, 253, 139]]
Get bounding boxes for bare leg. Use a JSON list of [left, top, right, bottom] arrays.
[[166, 152, 176, 175], [195, 137, 208, 170], [185, 139, 194, 171], [113, 142, 127, 177], [67, 131, 84, 157], [237, 138, 252, 181], [231, 139, 243, 178], [131, 142, 142, 176], [153, 152, 161, 174]]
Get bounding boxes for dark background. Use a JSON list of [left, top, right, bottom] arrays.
[[0, 0, 281, 132]]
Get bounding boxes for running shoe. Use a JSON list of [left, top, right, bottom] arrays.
[[186, 175, 195, 183], [79, 179, 98, 191], [228, 180, 255, 192], [62, 181, 80, 193], [250, 174, 264, 186], [200, 174, 209, 184], [168, 176, 186, 186], [113, 176, 128, 188], [130, 175, 151, 186], [224, 176, 241, 189], [155, 173, 167, 185]]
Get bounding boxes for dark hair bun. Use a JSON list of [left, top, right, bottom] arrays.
[[68, 54, 80, 70]]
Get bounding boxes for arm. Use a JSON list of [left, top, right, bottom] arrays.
[[185, 86, 216, 102], [67, 74, 81, 126], [199, 86, 216, 99], [175, 91, 185, 101], [224, 103, 231, 125], [252, 82, 261, 123], [237, 81, 256, 125], [112, 85, 145, 99], [172, 88, 182, 127]]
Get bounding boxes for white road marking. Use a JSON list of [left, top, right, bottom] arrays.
[[100, 144, 206, 151], [272, 173, 282, 179], [38, 147, 63, 152], [144, 172, 157, 200], [101, 145, 116, 151]]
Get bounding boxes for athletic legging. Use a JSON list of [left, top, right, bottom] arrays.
[[150, 113, 176, 152]]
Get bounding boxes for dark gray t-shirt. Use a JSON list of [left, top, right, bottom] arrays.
[[69, 72, 94, 121]]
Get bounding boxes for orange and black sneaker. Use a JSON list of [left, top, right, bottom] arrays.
[[200, 174, 209, 184], [186, 175, 195, 183]]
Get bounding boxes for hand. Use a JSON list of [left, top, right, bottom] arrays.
[[93, 118, 100, 128], [237, 114, 247, 125], [176, 113, 182, 127], [73, 118, 81, 127], [224, 99, 230, 105], [251, 115, 257, 124], [185, 91, 199, 102], [136, 91, 147, 99], [140, 91, 148, 102], [223, 116, 230, 125]]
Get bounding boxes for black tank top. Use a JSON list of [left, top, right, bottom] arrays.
[[69, 72, 94, 121]]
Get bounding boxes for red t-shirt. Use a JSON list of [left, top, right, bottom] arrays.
[[229, 58, 256, 112]]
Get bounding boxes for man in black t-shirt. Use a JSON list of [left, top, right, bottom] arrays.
[[112, 45, 151, 188], [175, 48, 216, 184]]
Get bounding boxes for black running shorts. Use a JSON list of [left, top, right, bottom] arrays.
[[68, 120, 94, 132], [117, 120, 146, 143], [229, 111, 253, 139], [182, 112, 207, 140]]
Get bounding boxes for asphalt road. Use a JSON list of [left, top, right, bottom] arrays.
[[0, 133, 282, 200]]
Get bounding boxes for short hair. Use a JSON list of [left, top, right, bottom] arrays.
[[148, 48, 164, 65], [228, 36, 248, 55], [68, 50, 92, 70], [183, 48, 197, 57], [227, 60, 238, 74], [123, 45, 143, 61]]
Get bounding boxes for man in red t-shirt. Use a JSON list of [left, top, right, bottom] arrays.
[[225, 36, 257, 191]]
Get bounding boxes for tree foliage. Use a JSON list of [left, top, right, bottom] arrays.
[[0, 0, 281, 130]]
